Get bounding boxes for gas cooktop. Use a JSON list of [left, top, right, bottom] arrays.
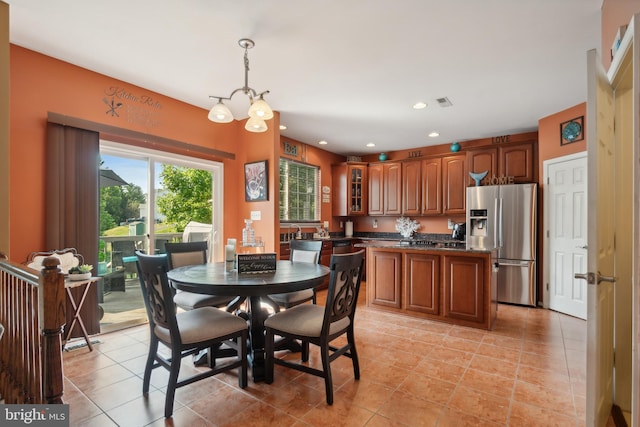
[[400, 239, 466, 248]]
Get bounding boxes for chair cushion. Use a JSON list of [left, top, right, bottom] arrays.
[[155, 307, 246, 345], [269, 289, 314, 305], [174, 291, 235, 310], [264, 304, 350, 337]]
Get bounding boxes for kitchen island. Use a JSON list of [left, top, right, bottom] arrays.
[[355, 241, 498, 330]]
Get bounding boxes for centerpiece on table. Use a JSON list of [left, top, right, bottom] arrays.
[[68, 264, 93, 281], [396, 216, 420, 240]]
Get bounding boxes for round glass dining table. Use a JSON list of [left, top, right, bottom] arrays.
[[167, 260, 330, 381]]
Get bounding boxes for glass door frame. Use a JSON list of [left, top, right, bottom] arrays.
[[100, 140, 225, 261]]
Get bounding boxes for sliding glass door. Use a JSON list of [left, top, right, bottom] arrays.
[[99, 141, 224, 330]]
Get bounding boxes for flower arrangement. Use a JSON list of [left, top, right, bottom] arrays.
[[69, 264, 93, 275], [396, 216, 420, 239]]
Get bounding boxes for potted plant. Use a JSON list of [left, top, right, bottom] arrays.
[[68, 264, 93, 281]]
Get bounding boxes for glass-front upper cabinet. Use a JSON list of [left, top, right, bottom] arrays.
[[332, 162, 368, 216]]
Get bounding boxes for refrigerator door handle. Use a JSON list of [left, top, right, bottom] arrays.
[[497, 198, 503, 248], [494, 198, 499, 248], [498, 260, 531, 267]]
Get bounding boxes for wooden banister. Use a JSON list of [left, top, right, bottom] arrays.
[[0, 256, 65, 403]]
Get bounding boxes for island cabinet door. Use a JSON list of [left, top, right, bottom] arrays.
[[367, 250, 402, 308], [403, 253, 440, 315], [442, 255, 485, 323]]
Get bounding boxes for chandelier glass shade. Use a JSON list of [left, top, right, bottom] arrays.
[[208, 99, 233, 123], [245, 116, 268, 132], [208, 38, 272, 132]]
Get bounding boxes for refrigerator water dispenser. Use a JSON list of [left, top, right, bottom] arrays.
[[469, 209, 488, 237]]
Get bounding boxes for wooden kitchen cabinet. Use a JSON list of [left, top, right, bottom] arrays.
[[421, 156, 442, 215], [368, 162, 401, 216], [467, 142, 535, 185], [466, 147, 497, 186], [400, 157, 442, 216], [320, 240, 333, 266], [404, 252, 440, 315], [367, 250, 402, 308], [332, 162, 368, 216], [384, 162, 402, 215], [442, 255, 485, 324], [367, 163, 383, 215], [442, 154, 466, 214], [402, 160, 421, 215], [365, 247, 496, 330], [499, 142, 535, 183]]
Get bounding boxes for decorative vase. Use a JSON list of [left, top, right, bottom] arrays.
[[379, 153, 388, 161], [450, 142, 461, 152]]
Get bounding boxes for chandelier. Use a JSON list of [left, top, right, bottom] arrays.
[[208, 38, 273, 133]]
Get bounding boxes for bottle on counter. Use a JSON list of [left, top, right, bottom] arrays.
[[242, 219, 255, 245]]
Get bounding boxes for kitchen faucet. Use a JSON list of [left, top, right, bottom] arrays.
[[287, 224, 302, 240]]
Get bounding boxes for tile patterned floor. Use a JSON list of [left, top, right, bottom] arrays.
[[63, 284, 587, 426]]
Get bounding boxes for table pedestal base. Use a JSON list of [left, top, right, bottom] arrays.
[[247, 296, 267, 381]]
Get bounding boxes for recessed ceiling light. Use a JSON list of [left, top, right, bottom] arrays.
[[413, 102, 427, 110], [318, 140, 328, 145], [279, 124, 287, 130], [366, 142, 376, 148], [428, 131, 439, 138]]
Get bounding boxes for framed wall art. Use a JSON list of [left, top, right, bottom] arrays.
[[244, 160, 268, 202], [560, 116, 584, 145]]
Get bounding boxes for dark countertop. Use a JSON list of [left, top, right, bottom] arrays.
[[354, 240, 492, 253]]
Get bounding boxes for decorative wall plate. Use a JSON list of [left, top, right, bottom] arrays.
[[560, 116, 584, 145]]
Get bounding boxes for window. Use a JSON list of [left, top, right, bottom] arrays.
[[279, 158, 320, 221]]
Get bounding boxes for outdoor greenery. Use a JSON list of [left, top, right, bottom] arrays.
[[99, 184, 146, 233], [279, 158, 319, 221], [156, 165, 212, 232]]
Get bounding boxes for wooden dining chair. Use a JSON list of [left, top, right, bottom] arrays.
[[264, 250, 364, 405], [135, 251, 248, 418], [164, 241, 237, 311], [269, 239, 323, 310]]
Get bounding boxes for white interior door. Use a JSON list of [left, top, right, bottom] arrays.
[[579, 48, 616, 427], [546, 153, 588, 319]]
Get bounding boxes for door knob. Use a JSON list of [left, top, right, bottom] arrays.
[[576, 245, 588, 249], [597, 272, 616, 284], [574, 272, 595, 284], [574, 271, 616, 285]]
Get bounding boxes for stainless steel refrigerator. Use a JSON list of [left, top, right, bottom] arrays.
[[466, 183, 537, 306]]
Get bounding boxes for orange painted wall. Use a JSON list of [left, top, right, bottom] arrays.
[[8, 45, 268, 262], [602, 0, 640, 70]]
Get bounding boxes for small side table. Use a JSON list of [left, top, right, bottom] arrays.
[[64, 277, 99, 352]]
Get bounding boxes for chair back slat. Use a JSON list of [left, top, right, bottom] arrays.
[[164, 242, 208, 269], [324, 250, 364, 330], [135, 252, 178, 339], [289, 240, 322, 264]]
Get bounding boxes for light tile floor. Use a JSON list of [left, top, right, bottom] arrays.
[[63, 284, 587, 426]]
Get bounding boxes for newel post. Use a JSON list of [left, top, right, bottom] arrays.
[[39, 256, 66, 404]]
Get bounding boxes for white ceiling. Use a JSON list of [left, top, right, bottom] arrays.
[[6, 0, 602, 156]]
